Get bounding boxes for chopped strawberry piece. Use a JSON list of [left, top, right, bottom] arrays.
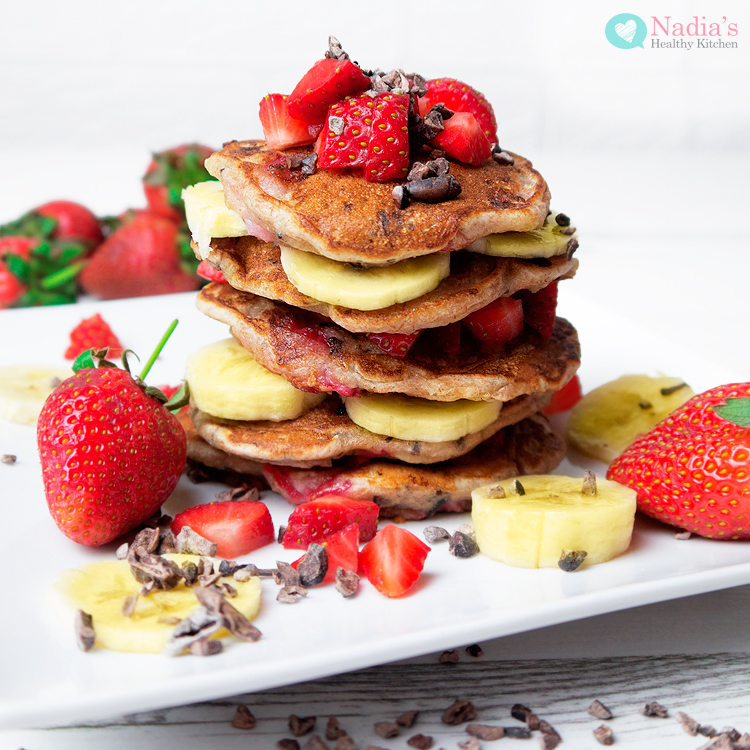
[[367, 330, 421, 358], [359, 524, 430, 598], [318, 95, 374, 167], [259, 93, 323, 150], [292, 522, 360, 583], [543, 375, 582, 416], [430, 112, 492, 166], [65, 313, 123, 360], [420, 78, 498, 143], [282, 496, 379, 550], [171, 500, 275, 559], [287, 58, 370, 125], [516, 281, 558, 339], [463, 297, 524, 349], [365, 93, 410, 182], [196, 259, 227, 284], [0, 236, 36, 308]]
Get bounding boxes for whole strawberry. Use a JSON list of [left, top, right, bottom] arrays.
[[80, 213, 198, 299], [37, 351, 186, 546], [607, 383, 750, 539]]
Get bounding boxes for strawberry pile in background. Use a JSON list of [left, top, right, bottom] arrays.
[[0, 144, 215, 309]]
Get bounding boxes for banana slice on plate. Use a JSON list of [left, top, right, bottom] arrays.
[[0, 364, 72, 425], [185, 338, 325, 422], [467, 211, 576, 258], [567, 374, 694, 463], [280, 245, 450, 311], [471, 474, 636, 568], [55, 553, 261, 653], [183, 180, 249, 259], [343, 392, 501, 442]]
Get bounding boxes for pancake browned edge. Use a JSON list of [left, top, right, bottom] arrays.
[[205, 141, 550, 264], [200, 238, 578, 334], [180, 411, 564, 520]]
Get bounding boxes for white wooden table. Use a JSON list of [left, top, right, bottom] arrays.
[[1, 150, 749, 750]]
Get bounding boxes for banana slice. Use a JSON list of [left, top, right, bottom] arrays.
[[280, 245, 451, 311], [0, 364, 72, 425], [467, 211, 576, 258], [567, 375, 694, 463], [55, 553, 261, 653], [186, 338, 326, 422], [471, 474, 636, 568], [183, 181, 249, 260], [343, 392, 501, 443]]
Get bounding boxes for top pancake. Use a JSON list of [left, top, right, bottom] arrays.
[[206, 141, 551, 265]]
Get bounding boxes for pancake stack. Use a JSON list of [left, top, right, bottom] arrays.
[[181, 55, 581, 521]]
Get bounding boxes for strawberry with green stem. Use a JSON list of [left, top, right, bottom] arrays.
[[608, 383, 750, 539], [38, 320, 189, 547]]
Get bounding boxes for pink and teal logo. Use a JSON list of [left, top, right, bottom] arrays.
[[605, 13, 648, 48]]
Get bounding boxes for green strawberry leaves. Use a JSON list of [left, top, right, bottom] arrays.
[[713, 397, 750, 428], [143, 146, 212, 212], [0, 212, 57, 239]]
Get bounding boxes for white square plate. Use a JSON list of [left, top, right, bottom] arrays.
[[1, 289, 747, 729]]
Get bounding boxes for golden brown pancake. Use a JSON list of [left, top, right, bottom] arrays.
[[206, 141, 550, 265], [263, 414, 565, 519], [201, 239, 578, 335], [196, 282, 581, 403], [190, 391, 552, 468]]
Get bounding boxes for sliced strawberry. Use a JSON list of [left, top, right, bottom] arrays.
[[287, 58, 370, 125], [171, 500, 275, 559], [515, 281, 558, 339], [359, 524, 430, 598], [196, 259, 227, 284], [259, 94, 324, 150], [65, 313, 123, 360], [542, 375, 583, 416], [292, 522, 360, 583], [430, 112, 491, 166], [463, 296, 524, 349], [282, 495, 379, 550], [367, 330, 421, 358], [365, 93, 410, 182], [420, 78, 498, 143], [318, 95, 374, 167]]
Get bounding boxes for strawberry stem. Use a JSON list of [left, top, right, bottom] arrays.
[[40, 261, 85, 290], [139, 319, 178, 380]]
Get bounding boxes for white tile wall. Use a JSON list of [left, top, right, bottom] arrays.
[[1, 0, 748, 153]]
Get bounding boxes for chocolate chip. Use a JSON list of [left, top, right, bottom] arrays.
[[231, 704, 256, 729], [558, 549, 587, 572], [121, 594, 138, 618], [1, 454, 16, 464], [503, 726, 531, 738], [189, 638, 223, 656], [407, 174, 461, 203], [466, 724, 504, 740], [555, 213, 571, 227], [300, 153, 318, 175], [392, 185, 409, 209], [588, 700, 613, 720], [660, 382, 689, 396], [465, 644, 484, 657], [175, 526, 218, 557], [297, 543, 329, 587], [374, 722, 400, 738], [423, 526, 450, 543], [335, 567, 359, 598], [565, 238, 579, 260], [448, 531, 479, 558], [407, 734, 433, 749], [277, 585, 308, 603], [290, 715, 317, 737], [326, 717, 347, 741], [492, 150, 515, 166], [74, 609, 95, 651], [439, 650, 459, 664], [396, 710, 419, 728], [442, 700, 477, 725], [325, 36, 349, 61], [640, 701, 668, 718], [593, 724, 614, 745], [275, 561, 301, 587]]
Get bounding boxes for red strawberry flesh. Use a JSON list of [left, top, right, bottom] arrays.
[[172, 500, 275, 559], [420, 77, 498, 143], [359, 524, 430, 597], [259, 93, 324, 150]]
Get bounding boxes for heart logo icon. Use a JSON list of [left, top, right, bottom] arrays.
[[615, 20, 637, 43]]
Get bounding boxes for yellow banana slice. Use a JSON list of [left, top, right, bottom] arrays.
[[183, 180, 248, 260], [280, 245, 451, 311], [343, 392, 501, 443], [567, 375, 694, 463], [471, 474, 636, 568], [467, 210, 577, 258], [55, 553, 261, 653], [0, 364, 72, 425], [185, 338, 325, 421]]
